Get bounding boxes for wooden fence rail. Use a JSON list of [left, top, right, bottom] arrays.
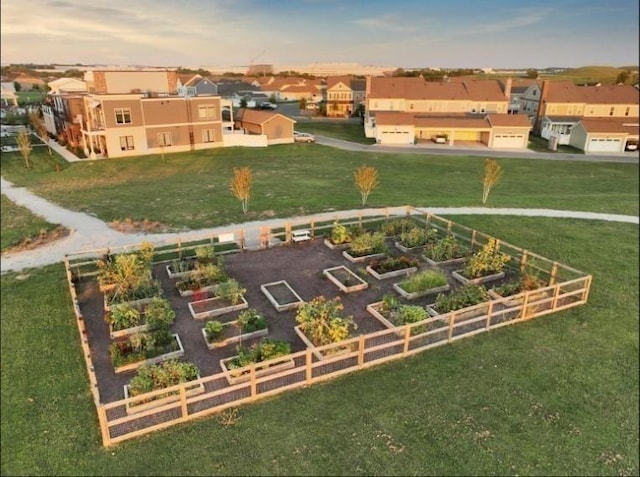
[[62, 208, 592, 447]]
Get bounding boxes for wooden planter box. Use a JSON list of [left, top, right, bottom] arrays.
[[114, 334, 184, 374], [367, 301, 447, 337], [201, 322, 269, 349], [323, 238, 351, 250], [488, 288, 554, 308], [294, 325, 353, 361], [177, 284, 218, 297], [124, 375, 204, 415], [393, 282, 450, 300], [342, 250, 386, 263], [261, 280, 304, 312], [366, 264, 418, 281], [422, 255, 468, 268], [452, 270, 505, 286], [220, 355, 295, 385], [109, 321, 152, 340], [188, 295, 248, 320], [394, 241, 426, 253], [104, 296, 155, 313], [426, 304, 487, 322], [165, 260, 198, 279], [323, 266, 369, 293]]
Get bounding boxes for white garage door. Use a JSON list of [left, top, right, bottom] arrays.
[[588, 138, 622, 152], [493, 134, 525, 148]]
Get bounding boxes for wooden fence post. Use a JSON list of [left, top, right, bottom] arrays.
[[285, 223, 292, 243], [260, 226, 270, 249], [520, 290, 530, 320], [177, 238, 182, 259], [486, 300, 493, 329], [471, 230, 477, 251], [180, 385, 188, 420], [582, 275, 593, 303], [97, 404, 111, 447], [549, 262, 558, 285], [520, 251, 528, 272], [238, 229, 246, 251], [310, 219, 315, 238], [552, 283, 561, 311], [448, 312, 456, 342], [306, 349, 312, 383], [358, 335, 365, 367], [403, 325, 411, 355], [250, 365, 257, 399], [447, 221, 453, 236]]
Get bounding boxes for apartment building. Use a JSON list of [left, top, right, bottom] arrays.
[[83, 69, 178, 95], [365, 76, 531, 148]]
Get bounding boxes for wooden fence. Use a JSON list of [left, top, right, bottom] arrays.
[[63, 207, 592, 446]]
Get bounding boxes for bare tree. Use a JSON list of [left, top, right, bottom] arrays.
[[482, 159, 504, 205], [353, 165, 380, 206], [29, 111, 51, 155], [16, 130, 32, 169], [229, 167, 252, 214]]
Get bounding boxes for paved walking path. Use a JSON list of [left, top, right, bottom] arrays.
[[2, 177, 637, 274]]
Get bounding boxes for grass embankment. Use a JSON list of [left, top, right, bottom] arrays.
[[1, 217, 637, 475], [0, 195, 64, 252], [1, 146, 637, 232]]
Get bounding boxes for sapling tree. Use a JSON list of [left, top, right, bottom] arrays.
[[16, 130, 32, 169], [482, 158, 503, 205], [29, 111, 51, 155], [353, 165, 380, 207], [229, 166, 252, 214]]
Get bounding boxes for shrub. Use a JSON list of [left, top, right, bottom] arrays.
[[216, 278, 247, 304], [129, 360, 200, 397], [348, 231, 387, 256], [398, 227, 438, 248], [144, 297, 175, 329], [204, 320, 224, 341], [380, 218, 416, 236], [330, 222, 352, 244], [106, 302, 142, 331], [423, 236, 468, 262], [397, 270, 448, 293], [237, 308, 267, 332], [228, 339, 291, 369], [369, 255, 418, 274]]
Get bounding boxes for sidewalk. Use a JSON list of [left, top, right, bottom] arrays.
[[1, 176, 638, 274]]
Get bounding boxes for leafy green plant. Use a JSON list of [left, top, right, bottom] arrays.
[[106, 302, 142, 331], [176, 263, 229, 292], [195, 245, 215, 264], [423, 236, 469, 262], [369, 255, 418, 274], [204, 320, 224, 341], [492, 267, 547, 296], [463, 239, 511, 278], [348, 231, 387, 257], [379, 294, 431, 335], [169, 258, 198, 274], [398, 227, 438, 248], [144, 297, 176, 329], [380, 218, 417, 237], [109, 328, 176, 367], [228, 339, 291, 369], [216, 278, 247, 304], [295, 296, 357, 347], [434, 284, 489, 313], [129, 360, 200, 397], [397, 270, 448, 293], [237, 308, 267, 333], [330, 222, 352, 245]]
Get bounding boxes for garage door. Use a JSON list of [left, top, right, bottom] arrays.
[[493, 134, 525, 148], [453, 130, 480, 141], [588, 138, 622, 152]]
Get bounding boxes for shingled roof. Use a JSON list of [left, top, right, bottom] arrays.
[[368, 77, 507, 101], [545, 81, 640, 104]]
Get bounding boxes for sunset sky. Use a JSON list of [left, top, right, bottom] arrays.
[[1, 0, 638, 69]]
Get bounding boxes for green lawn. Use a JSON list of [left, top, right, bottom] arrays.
[[1, 217, 637, 476], [0, 145, 637, 233], [295, 121, 376, 144], [16, 90, 46, 105], [0, 195, 62, 251], [527, 135, 585, 154]]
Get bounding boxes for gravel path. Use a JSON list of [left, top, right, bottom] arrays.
[[2, 176, 638, 274]]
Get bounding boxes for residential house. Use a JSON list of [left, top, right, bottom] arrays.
[[79, 94, 233, 158], [42, 93, 86, 145], [364, 76, 530, 148], [83, 69, 178, 95], [177, 74, 219, 97], [569, 118, 639, 153], [521, 80, 639, 152], [499, 78, 538, 114], [326, 76, 366, 117], [233, 108, 295, 145]]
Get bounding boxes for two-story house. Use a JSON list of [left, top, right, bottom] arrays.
[[326, 76, 366, 117], [365, 76, 532, 148], [521, 80, 639, 152], [177, 74, 219, 97]]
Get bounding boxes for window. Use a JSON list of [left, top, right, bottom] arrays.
[[625, 107, 630, 116], [202, 129, 215, 143], [119, 136, 134, 151], [157, 132, 172, 147], [198, 105, 217, 119], [609, 106, 615, 116], [114, 108, 131, 124]]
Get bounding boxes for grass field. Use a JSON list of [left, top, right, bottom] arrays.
[[0, 145, 637, 233], [0, 195, 62, 251], [1, 216, 637, 476], [16, 90, 46, 105], [295, 121, 376, 144]]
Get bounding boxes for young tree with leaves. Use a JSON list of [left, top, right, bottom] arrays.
[[353, 165, 380, 207], [229, 167, 252, 214], [482, 159, 504, 205], [29, 111, 51, 155], [16, 130, 32, 169]]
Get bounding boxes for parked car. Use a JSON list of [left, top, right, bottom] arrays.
[[258, 102, 277, 110], [293, 131, 316, 143]]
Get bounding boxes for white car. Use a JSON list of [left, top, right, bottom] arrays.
[[293, 131, 316, 143]]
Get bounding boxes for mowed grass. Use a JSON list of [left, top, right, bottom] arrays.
[[1, 145, 637, 231], [1, 217, 638, 476], [295, 121, 376, 144], [0, 195, 62, 251]]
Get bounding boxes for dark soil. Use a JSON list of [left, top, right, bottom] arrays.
[[76, 238, 519, 404]]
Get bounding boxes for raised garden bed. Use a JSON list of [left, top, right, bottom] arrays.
[[123, 376, 204, 415], [452, 269, 505, 286], [323, 266, 369, 293], [188, 295, 248, 320], [393, 282, 450, 300], [178, 284, 218, 297], [423, 255, 468, 268], [112, 333, 184, 374], [294, 325, 354, 361], [104, 296, 156, 313], [220, 355, 295, 385], [367, 301, 447, 337], [323, 238, 351, 250], [201, 322, 269, 349], [342, 250, 386, 263], [165, 258, 198, 279], [261, 280, 304, 312], [366, 255, 418, 280]]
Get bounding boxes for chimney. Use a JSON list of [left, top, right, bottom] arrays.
[[534, 79, 550, 134], [504, 77, 512, 99]]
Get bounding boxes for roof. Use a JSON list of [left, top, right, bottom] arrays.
[[545, 115, 582, 123], [234, 108, 295, 125], [368, 77, 507, 101], [486, 114, 532, 127], [544, 81, 640, 104], [376, 112, 497, 129], [579, 117, 640, 134], [177, 74, 201, 87]]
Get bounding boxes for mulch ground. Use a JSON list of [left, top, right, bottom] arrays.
[[76, 238, 513, 404]]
